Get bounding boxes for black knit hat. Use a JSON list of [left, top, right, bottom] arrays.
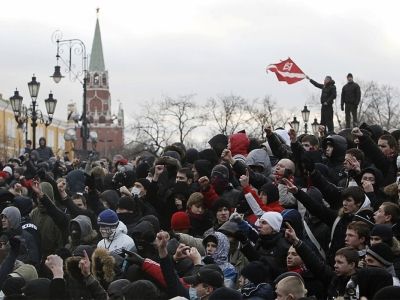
[[118, 196, 136, 212], [373, 286, 400, 300], [241, 261, 270, 284], [136, 178, 150, 191], [211, 164, 229, 180], [371, 224, 393, 246], [347, 73, 353, 78], [354, 209, 375, 228], [367, 243, 394, 267]]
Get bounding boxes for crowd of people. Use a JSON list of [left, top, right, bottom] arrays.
[[1, 121, 400, 300]]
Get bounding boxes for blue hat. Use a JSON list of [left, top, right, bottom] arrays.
[[97, 209, 119, 226]]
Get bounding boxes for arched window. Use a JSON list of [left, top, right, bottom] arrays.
[[93, 73, 99, 85], [102, 75, 107, 86], [99, 116, 106, 123]]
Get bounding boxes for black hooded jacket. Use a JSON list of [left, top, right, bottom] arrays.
[[310, 78, 337, 105]]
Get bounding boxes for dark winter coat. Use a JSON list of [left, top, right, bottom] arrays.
[[341, 81, 361, 106], [310, 79, 337, 105]]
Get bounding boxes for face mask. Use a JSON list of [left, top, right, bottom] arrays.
[[131, 187, 141, 197], [99, 226, 117, 239], [189, 287, 198, 300]]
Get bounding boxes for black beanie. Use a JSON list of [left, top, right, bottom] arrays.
[[371, 224, 393, 246], [118, 196, 136, 212], [185, 148, 199, 164], [209, 287, 243, 300], [260, 182, 279, 203], [135, 162, 150, 179], [136, 178, 150, 191], [2, 277, 25, 297], [367, 243, 394, 267], [241, 261, 270, 284]]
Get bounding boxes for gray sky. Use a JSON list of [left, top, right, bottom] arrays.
[[1, 0, 399, 126]]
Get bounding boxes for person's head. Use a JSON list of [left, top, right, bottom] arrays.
[[334, 247, 359, 276], [185, 267, 224, 300], [274, 159, 295, 177], [341, 186, 365, 214], [72, 193, 87, 209], [365, 243, 394, 269], [374, 202, 400, 224], [97, 209, 119, 240], [1, 207, 21, 231], [259, 182, 279, 205], [170, 211, 191, 234], [212, 199, 231, 225], [26, 140, 32, 148], [39, 137, 46, 147], [343, 148, 365, 171], [239, 261, 271, 289], [370, 224, 393, 247], [275, 276, 307, 300], [378, 134, 398, 157], [347, 73, 353, 83], [286, 246, 303, 269], [301, 135, 319, 151], [256, 212, 282, 236], [176, 168, 194, 185], [203, 235, 218, 256], [345, 221, 370, 250], [324, 75, 332, 85], [325, 142, 334, 157], [186, 192, 205, 215], [132, 179, 150, 198], [122, 280, 160, 300]]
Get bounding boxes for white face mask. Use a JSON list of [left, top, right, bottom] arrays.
[[131, 187, 141, 197], [99, 226, 117, 239], [189, 287, 198, 300]]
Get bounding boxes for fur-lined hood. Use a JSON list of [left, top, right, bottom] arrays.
[[91, 248, 116, 285]]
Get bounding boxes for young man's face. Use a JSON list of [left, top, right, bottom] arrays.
[[345, 229, 365, 250], [206, 241, 218, 256], [301, 141, 312, 151], [361, 172, 375, 186], [378, 139, 394, 157], [287, 246, 303, 269], [257, 219, 274, 236], [374, 205, 391, 224], [176, 172, 190, 184], [73, 198, 86, 209], [365, 254, 383, 268], [193, 283, 212, 299], [1, 216, 9, 230], [216, 207, 230, 224], [326, 145, 334, 157], [370, 236, 383, 246], [334, 255, 355, 276], [342, 197, 360, 214]]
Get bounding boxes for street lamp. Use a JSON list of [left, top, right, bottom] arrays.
[[9, 75, 57, 149], [311, 118, 319, 135], [301, 105, 310, 134], [290, 117, 300, 133], [51, 31, 89, 155]]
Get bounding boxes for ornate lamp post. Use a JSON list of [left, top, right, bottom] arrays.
[[9, 75, 57, 149], [290, 117, 300, 133], [311, 118, 319, 135], [301, 105, 310, 134], [51, 31, 89, 154]]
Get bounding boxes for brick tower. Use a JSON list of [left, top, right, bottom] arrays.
[[85, 12, 124, 158]]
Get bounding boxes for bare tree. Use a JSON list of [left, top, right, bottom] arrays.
[[245, 95, 293, 139], [129, 101, 172, 155], [357, 81, 400, 129], [207, 94, 251, 135], [161, 95, 207, 144]]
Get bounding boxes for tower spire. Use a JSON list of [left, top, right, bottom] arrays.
[[89, 9, 105, 72]]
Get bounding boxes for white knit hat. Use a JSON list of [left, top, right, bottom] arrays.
[[2, 166, 12, 175], [256, 212, 283, 232]]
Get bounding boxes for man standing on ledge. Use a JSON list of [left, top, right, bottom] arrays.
[[341, 73, 361, 129], [306, 75, 337, 133]]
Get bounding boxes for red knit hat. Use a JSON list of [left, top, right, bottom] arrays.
[[171, 212, 191, 231]]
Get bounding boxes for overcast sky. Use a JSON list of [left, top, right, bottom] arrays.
[[1, 0, 399, 126]]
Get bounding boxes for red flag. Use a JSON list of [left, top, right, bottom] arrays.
[[266, 58, 306, 84]]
